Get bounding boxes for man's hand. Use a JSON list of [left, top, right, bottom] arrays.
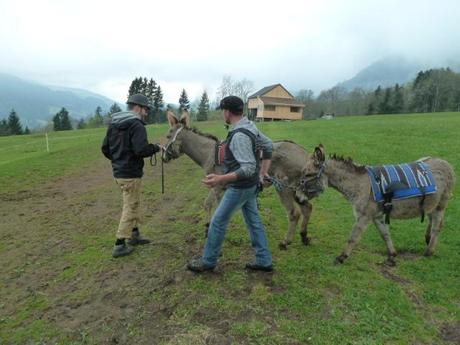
[[202, 174, 223, 188], [259, 159, 272, 187], [153, 143, 165, 152], [260, 172, 272, 187], [202, 172, 238, 188]]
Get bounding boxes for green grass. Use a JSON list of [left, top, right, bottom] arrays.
[[1, 112, 459, 344]]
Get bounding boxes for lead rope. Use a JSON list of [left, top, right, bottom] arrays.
[[149, 148, 165, 194], [264, 176, 298, 192], [161, 148, 165, 194]]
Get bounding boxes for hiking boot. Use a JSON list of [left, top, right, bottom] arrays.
[[128, 229, 151, 245], [245, 262, 273, 272], [186, 259, 215, 273], [112, 243, 134, 258]]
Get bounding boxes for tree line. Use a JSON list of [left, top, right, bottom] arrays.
[[0, 109, 30, 136], [127, 77, 211, 122], [296, 67, 460, 119], [3, 67, 458, 136]]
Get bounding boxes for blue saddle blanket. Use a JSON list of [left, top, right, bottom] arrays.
[[366, 161, 437, 202]]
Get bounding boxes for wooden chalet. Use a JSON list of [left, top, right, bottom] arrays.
[[247, 84, 305, 120]]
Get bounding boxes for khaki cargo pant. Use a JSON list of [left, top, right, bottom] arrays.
[[115, 178, 142, 239]]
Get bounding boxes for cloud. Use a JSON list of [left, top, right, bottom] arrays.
[[0, 0, 459, 102]]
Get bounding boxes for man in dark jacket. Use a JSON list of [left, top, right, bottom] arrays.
[[102, 94, 161, 258]]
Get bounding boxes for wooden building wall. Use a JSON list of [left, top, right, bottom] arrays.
[[256, 105, 303, 120]]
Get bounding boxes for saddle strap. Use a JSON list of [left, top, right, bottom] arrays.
[[383, 192, 393, 225], [214, 142, 227, 166], [419, 185, 427, 223]]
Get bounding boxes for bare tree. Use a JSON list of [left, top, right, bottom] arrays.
[[296, 89, 315, 119], [216, 75, 235, 101], [215, 75, 254, 103], [233, 79, 255, 103]]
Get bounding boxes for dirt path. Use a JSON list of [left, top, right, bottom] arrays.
[[1, 157, 199, 343], [1, 156, 278, 344]]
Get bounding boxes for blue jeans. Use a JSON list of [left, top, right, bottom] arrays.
[[202, 185, 272, 267]]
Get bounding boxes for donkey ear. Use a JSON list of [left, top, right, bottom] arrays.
[[167, 111, 179, 127], [180, 110, 191, 128], [314, 144, 326, 163]]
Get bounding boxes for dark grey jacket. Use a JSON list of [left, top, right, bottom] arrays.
[[225, 117, 273, 188], [101, 111, 160, 178]]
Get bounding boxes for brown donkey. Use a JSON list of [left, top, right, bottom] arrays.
[[298, 145, 455, 265], [162, 110, 314, 249]]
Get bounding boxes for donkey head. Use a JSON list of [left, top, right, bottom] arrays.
[[297, 144, 328, 199], [162, 110, 191, 162]]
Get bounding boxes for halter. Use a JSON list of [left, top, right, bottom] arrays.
[[299, 163, 326, 195], [163, 125, 184, 160]]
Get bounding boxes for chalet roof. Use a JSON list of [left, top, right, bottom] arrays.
[[248, 83, 295, 99], [249, 84, 278, 98], [260, 96, 305, 107]]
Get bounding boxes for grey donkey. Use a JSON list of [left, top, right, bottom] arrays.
[[297, 145, 455, 265], [162, 110, 315, 250]]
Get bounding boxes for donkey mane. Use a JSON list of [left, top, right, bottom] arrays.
[[275, 139, 308, 151], [329, 154, 367, 173], [187, 127, 220, 142], [275, 139, 296, 144]]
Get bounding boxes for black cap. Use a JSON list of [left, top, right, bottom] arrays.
[[127, 93, 152, 110], [218, 96, 244, 113]]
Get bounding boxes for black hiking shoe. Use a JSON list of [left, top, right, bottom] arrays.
[[187, 259, 215, 273], [112, 243, 134, 258], [128, 229, 151, 245], [245, 262, 273, 272]]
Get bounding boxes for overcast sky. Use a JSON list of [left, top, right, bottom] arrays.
[[0, 0, 459, 103]]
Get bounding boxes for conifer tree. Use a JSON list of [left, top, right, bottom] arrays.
[[0, 118, 9, 136], [153, 86, 165, 123], [179, 89, 190, 111], [197, 91, 209, 121], [59, 108, 72, 130], [7, 109, 23, 135]]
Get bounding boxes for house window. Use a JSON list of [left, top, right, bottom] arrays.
[[290, 107, 300, 113], [265, 105, 276, 111]]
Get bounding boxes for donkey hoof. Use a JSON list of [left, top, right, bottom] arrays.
[[334, 255, 346, 265], [300, 235, 311, 246], [279, 242, 289, 250], [385, 258, 397, 267], [423, 250, 433, 257]]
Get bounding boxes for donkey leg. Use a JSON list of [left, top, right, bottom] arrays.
[[203, 188, 222, 238], [299, 202, 313, 246], [373, 218, 397, 266], [424, 210, 444, 256], [278, 190, 301, 250], [425, 214, 433, 245], [203, 192, 213, 237], [335, 216, 371, 264]]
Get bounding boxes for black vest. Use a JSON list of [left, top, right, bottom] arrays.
[[224, 128, 259, 189]]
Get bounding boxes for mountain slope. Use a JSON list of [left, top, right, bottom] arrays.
[[338, 57, 424, 91], [0, 74, 118, 127]]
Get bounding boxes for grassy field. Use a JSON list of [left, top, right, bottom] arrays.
[[0, 112, 459, 344]]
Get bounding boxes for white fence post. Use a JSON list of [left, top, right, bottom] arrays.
[[45, 132, 50, 153]]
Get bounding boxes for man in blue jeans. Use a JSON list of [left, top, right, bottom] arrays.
[[187, 95, 274, 273]]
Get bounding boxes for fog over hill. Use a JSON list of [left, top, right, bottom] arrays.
[[0, 73, 118, 128], [337, 56, 460, 91]]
